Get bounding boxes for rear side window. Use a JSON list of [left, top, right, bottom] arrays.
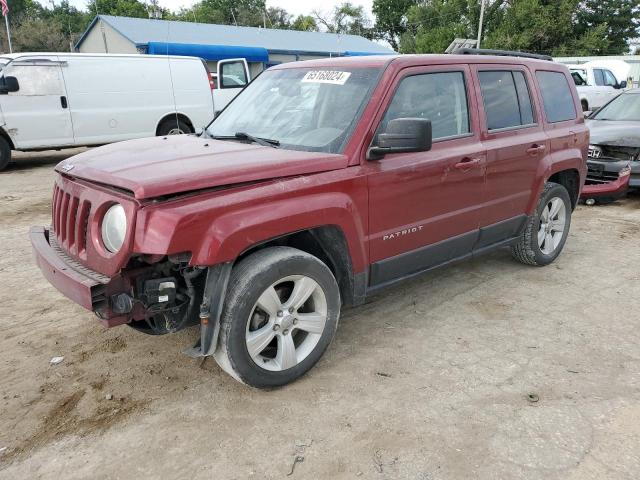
[[536, 71, 577, 123], [478, 70, 535, 130], [380, 71, 470, 140]]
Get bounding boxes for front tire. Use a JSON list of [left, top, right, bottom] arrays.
[[0, 136, 12, 171], [214, 247, 341, 388], [511, 182, 572, 266], [157, 117, 192, 136]]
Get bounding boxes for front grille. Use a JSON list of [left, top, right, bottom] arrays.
[[589, 145, 639, 162], [586, 170, 619, 184], [52, 184, 91, 259]]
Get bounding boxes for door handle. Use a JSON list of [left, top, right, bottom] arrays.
[[526, 144, 546, 156], [60, 96, 67, 109], [569, 130, 578, 144], [454, 157, 482, 170]]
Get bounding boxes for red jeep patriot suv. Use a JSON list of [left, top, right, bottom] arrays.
[[31, 51, 588, 387]]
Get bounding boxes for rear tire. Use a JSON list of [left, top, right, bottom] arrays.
[[214, 247, 340, 388], [511, 182, 572, 266], [157, 117, 192, 136], [0, 136, 12, 171]]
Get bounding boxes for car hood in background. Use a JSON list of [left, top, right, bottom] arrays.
[[586, 119, 640, 148], [56, 135, 349, 199]]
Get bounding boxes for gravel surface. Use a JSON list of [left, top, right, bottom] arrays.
[[1, 150, 639, 479]]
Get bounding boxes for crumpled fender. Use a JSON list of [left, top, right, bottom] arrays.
[[134, 174, 369, 273], [192, 191, 368, 272]]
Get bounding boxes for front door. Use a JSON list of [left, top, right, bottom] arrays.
[[213, 59, 250, 113], [366, 65, 486, 288], [0, 59, 74, 149]]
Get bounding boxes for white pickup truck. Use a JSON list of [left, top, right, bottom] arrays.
[[569, 64, 627, 112]]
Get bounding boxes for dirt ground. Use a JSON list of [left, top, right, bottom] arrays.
[[0, 149, 639, 480]]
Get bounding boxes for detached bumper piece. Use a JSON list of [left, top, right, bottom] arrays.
[[581, 163, 632, 202], [30, 226, 131, 327], [184, 263, 232, 358], [30, 226, 108, 311]]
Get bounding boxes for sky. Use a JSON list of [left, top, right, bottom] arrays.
[[63, 0, 374, 18]]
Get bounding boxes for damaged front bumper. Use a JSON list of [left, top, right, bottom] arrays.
[[31, 226, 231, 356], [581, 160, 635, 201], [30, 226, 130, 327]]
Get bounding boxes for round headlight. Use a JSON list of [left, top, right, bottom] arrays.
[[101, 204, 127, 253]]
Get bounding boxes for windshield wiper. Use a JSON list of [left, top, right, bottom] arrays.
[[234, 132, 280, 148]]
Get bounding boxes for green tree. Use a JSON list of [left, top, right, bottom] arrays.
[[314, 2, 374, 38], [265, 6, 291, 29], [400, 0, 476, 53], [575, 0, 640, 54], [10, 18, 69, 51], [86, 0, 149, 18], [291, 15, 318, 32], [175, 0, 266, 27], [372, 0, 418, 51]]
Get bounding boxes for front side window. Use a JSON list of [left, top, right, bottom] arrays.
[[379, 71, 470, 141], [603, 70, 617, 87], [219, 61, 247, 88], [478, 70, 535, 130], [3, 64, 64, 96], [536, 71, 577, 123], [593, 69, 605, 86], [208, 67, 381, 154]]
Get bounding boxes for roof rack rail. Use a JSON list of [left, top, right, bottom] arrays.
[[453, 48, 553, 62]]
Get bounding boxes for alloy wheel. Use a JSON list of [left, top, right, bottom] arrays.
[[245, 275, 328, 371], [538, 196, 566, 255]]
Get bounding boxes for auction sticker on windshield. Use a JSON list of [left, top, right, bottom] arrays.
[[302, 71, 351, 85]]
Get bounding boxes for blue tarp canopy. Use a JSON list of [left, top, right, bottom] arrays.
[[147, 42, 269, 62], [344, 50, 395, 56]]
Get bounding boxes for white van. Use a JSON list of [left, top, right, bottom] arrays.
[[0, 53, 248, 170]]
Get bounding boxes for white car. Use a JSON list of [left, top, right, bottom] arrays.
[[569, 64, 626, 112], [0, 53, 250, 170]]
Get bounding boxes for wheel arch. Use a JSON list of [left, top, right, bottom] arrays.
[[547, 168, 581, 209], [236, 226, 366, 307], [0, 126, 15, 150], [155, 112, 195, 135]]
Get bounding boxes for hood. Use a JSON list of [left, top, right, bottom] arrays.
[[56, 135, 349, 199], [586, 120, 640, 148]]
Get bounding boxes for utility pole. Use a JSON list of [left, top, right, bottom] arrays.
[[477, 0, 486, 49]]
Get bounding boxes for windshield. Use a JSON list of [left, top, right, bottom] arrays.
[[207, 67, 381, 154], [592, 93, 640, 121]]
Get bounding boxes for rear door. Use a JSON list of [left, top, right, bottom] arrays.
[[535, 69, 583, 187], [0, 59, 74, 149], [366, 65, 486, 287], [213, 59, 250, 112], [471, 65, 545, 246]]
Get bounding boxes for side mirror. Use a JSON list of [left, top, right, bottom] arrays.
[[368, 118, 432, 160], [617, 80, 627, 89], [586, 106, 600, 118], [0, 76, 19, 94]]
